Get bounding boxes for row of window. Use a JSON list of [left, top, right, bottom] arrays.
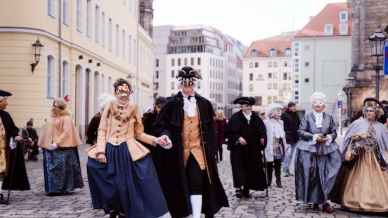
[[248, 83, 291, 92], [168, 57, 202, 67], [249, 72, 291, 81], [48, 0, 137, 64], [248, 61, 289, 69], [46, 55, 113, 101]]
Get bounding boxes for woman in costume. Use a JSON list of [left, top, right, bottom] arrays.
[[294, 92, 341, 213], [264, 103, 287, 188], [331, 104, 388, 212], [87, 78, 171, 218], [38, 98, 83, 196]]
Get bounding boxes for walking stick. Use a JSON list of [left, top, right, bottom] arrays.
[[0, 140, 18, 205], [262, 150, 269, 198]]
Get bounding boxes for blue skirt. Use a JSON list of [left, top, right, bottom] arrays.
[[43, 148, 84, 194], [87, 142, 168, 218]]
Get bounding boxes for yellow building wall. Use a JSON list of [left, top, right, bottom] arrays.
[[0, 0, 154, 137]]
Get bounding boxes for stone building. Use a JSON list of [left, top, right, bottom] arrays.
[[344, 0, 388, 118]]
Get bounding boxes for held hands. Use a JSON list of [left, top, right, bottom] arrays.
[[238, 137, 248, 145], [316, 134, 328, 144], [154, 135, 172, 150], [15, 136, 23, 141]]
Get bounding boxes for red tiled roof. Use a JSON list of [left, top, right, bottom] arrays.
[[295, 2, 352, 37], [244, 33, 294, 58]]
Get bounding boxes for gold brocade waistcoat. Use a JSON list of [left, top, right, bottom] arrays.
[[0, 118, 7, 175], [182, 115, 206, 170]]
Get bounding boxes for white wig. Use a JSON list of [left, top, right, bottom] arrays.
[[98, 93, 116, 111], [310, 92, 326, 106], [266, 103, 283, 118]]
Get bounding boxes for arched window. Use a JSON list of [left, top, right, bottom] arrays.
[[76, 0, 83, 32], [101, 12, 106, 47], [95, 5, 100, 43], [115, 24, 120, 56], [63, 0, 70, 25], [108, 18, 113, 51], [86, 0, 92, 38], [122, 30, 126, 58], [47, 56, 55, 98], [48, 0, 56, 18], [62, 61, 69, 97]]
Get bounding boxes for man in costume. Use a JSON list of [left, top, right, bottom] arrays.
[[154, 66, 228, 218], [226, 97, 267, 197], [0, 90, 30, 204], [294, 92, 341, 213]]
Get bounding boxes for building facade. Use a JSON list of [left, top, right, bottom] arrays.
[[0, 0, 154, 136], [154, 25, 243, 113], [344, 0, 388, 118], [243, 33, 294, 107], [292, 3, 352, 113]]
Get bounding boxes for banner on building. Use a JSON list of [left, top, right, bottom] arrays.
[[384, 43, 388, 76]]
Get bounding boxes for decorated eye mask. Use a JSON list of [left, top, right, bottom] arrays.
[[116, 84, 131, 97]]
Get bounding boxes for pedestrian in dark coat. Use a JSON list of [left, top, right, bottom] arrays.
[[0, 90, 30, 197], [281, 102, 300, 176], [214, 110, 226, 162], [225, 97, 267, 198], [154, 66, 228, 218], [86, 94, 115, 146], [21, 119, 39, 161]]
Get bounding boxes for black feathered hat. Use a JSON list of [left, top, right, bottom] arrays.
[[176, 66, 202, 86], [233, 97, 255, 105]]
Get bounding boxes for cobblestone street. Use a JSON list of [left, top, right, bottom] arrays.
[[0, 145, 387, 218]]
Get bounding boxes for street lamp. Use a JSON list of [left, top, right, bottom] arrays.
[[31, 39, 44, 73], [368, 29, 386, 100]]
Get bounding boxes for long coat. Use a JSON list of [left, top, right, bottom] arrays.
[[154, 92, 228, 218], [225, 111, 267, 190], [0, 110, 30, 190]]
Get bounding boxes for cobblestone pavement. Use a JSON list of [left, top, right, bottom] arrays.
[[0, 145, 387, 218]]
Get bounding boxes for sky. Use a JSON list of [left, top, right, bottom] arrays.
[[154, 0, 347, 46]]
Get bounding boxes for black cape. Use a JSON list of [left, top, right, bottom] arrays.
[[225, 111, 267, 190], [154, 92, 228, 218], [0, 110, 30, 191]]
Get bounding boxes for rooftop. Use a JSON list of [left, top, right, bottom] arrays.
[[295, 2, 352, 38], [244, 33, 294, 58]]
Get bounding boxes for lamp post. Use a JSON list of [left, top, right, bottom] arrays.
[[31, 39, 44, 73], [368, 29, 386, 101]]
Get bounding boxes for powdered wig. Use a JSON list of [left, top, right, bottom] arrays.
[[52, 98, 70, 116], [362, 105, 382, 119], [310, 92, 327, 106], [267, 103, 283, 118], [98, 93, 115, 111]]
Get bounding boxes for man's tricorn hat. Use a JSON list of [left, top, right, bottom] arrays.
[[0, 89, 12, 101], [233, 97, 255, 105], [176, 66, 202, 86]]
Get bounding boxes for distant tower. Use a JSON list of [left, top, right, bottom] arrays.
[[139, 0, 154, 37]]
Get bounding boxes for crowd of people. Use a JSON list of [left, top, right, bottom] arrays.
[[0, 65, 387, 217]]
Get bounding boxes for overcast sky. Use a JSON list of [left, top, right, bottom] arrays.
[[154, 0, 347, 45]]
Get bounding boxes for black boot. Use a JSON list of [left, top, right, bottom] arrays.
[[267, 162, 273, 187], [235, 188, 243, 198], [242, 187, 251, 198]]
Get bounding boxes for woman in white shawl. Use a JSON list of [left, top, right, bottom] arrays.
[[264, 103, 287, 188], [331, 104, 388, 212]]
